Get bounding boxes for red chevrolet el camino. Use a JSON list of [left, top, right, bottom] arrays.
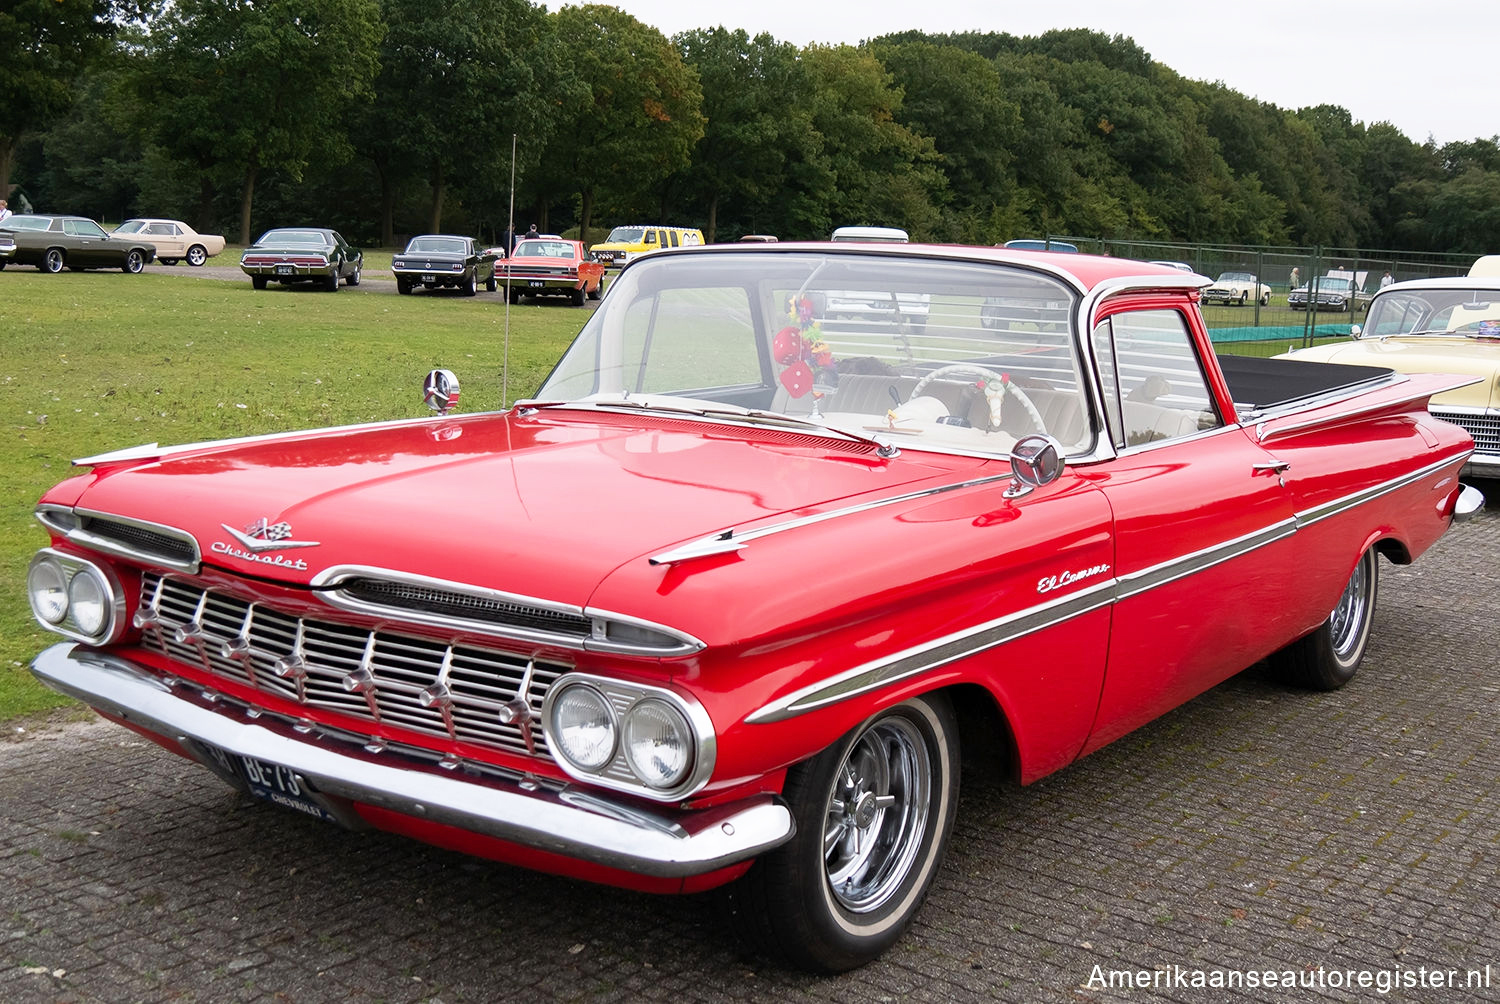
[[28, 244, 1484, 971]]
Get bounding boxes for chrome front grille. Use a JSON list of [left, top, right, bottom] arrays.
[[1431, 409, 1500, 455], [137, 573, 564, 760]]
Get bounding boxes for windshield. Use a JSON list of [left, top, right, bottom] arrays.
[[1363, 286, 1500, 337], [1310, 277, 1352, 292], [534, 250, 1096, 459], [1218, 272, 1254, 282], [114, 220, 146, 234], [604, 227, 645, 243], [406, 236, 467, 254]]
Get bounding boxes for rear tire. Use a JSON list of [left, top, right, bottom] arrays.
[[43, 248, 65, 273], [159, 258, 179, 266], [187, 245, 208, 266], [324, 269, 340, 292], [123, 250, 145, 273], [724, 692, 959, 972], [396, 277, 412, 295], [1269, 547, 1378, 690], [251, 275, 268, 290]]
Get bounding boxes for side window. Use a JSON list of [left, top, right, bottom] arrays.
[[667, 230, 680, 247], [620, 286, 762, 395], [1094, 309, 1222, 448], [645, 230, 660, 247]]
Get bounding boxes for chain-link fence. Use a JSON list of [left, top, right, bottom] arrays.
[[1046, 237, 1477, 353]]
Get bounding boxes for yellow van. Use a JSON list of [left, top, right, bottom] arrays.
[[588, 225, 704, 268]]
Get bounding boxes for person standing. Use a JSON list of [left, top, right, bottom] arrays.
[[1289, 265, 1300, 289], [1380, 270, 1394, 287], [0, 199, 12, 225]]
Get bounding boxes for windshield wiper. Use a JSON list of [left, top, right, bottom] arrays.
[[703, 407, 900, 456]]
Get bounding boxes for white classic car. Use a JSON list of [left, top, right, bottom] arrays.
[[1202, 271, 1272, 306], [114, 218, 226, 267]]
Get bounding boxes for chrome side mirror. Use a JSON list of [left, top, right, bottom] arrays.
[[1349, 324, 1362, 338], [423, 369, 461, 415], [1004, 435, 1065, 499]]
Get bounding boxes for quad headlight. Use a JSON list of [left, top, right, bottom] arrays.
[[27, 549, 125, 645], [542, 674, 714, 800]]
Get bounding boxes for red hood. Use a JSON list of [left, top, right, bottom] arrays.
[[61, 410, 966, 606]]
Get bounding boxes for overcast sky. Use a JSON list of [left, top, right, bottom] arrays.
[[608, 0, 1494, 148]]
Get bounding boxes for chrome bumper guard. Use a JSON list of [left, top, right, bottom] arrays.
[[1454, 483, 1487, 523], [31, 643, 794, 878]]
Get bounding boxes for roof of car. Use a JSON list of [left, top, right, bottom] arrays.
[[639, 241, 1208, 295], [1377, 275, 1500, 294]]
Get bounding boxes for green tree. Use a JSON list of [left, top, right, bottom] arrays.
[[0, 0, 143, 197], [543, 5, 704, 244], [872, 39, 1022, 242], [673, 27, 805, 241], [141, 0, 384, 244], [357, 0, 562, 241]]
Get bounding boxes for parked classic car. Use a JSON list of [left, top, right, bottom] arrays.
[[392, 235, 497, 296], [28, 243, 1483, 972], [240, 228, 362, 291], [1288, 274, 1369, 312], [0, 214, 156, 273], [498, 237, 604, 305], [1279, 274, 1500, 477], [1202, 270, 1273, 306], [114, 218, 226, 266]]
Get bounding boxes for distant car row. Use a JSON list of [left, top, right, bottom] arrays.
[[0, 214, 225, 273]]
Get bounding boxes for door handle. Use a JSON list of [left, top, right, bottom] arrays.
[[1252, 461, 1291, 474]]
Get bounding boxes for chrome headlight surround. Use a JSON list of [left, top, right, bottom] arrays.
[[27, 548, 127, 645], [541, 672, 715, 801]]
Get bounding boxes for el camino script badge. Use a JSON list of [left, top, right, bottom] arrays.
[[212, 517, 320, 571], [1037, 563, 1111, 594]]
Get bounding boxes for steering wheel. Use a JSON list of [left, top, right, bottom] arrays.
[[909, 364, 1047, 435]]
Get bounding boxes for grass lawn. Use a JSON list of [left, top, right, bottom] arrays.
[[0, 269, 586, 720]]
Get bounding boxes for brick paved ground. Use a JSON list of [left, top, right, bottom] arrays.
[[3, 504, 1497, 1003]]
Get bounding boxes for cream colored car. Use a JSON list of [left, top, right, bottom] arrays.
[[114, 218, 226, 266], [1279, 275, 1500, 476]]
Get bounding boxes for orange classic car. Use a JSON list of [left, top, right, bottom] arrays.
[[498, 237, 604, 305]]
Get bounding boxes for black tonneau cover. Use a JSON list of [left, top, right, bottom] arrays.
[[1216, 353, 1393, 414]]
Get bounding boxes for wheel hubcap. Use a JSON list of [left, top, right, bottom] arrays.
[[822, 717, 931, 913], [1330, 553, 1372, 662]]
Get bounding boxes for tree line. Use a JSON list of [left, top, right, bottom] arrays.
[[5, 0, 1499, 253]]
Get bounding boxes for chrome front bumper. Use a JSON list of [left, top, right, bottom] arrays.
[[31, 643, 794, 878]]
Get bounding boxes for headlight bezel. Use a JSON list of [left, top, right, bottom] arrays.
[[541, 672, 715, 801], [27, 548, 127, 645]]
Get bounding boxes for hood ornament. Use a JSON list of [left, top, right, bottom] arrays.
[[220, 517, 321, 553]]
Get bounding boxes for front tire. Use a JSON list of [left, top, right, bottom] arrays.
[[726, 693, 959, 972], [463, 271, 478, 296], [1270, 547, 1378, 690], [346, 262, 361, 286], [1260, 291, 1271, 306]]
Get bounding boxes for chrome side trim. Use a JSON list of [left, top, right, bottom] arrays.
[[1294, 452, 1471, 528], [1114, 519, 1297, 601], [311, 565, 705, 655], [31, 643, 792, 878], [1453, 484, 1486, 523], [649, 474, 1015, 566], [746, 581, 1117, 724], [748, 452, 1470, 724]]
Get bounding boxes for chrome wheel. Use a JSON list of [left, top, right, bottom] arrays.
[[823, 717, 930, 913], [1329, 549, 1375, 668], [187, 245, 207, 266]]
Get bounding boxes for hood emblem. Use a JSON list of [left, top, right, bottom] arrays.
[[221, 518, 321, 553]]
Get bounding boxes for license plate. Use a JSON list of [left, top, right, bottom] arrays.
[[275, 265, 295, 275], [529, 280, 546, 287], [421, 274, 436, 283], [200, 744, 337, 823]]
